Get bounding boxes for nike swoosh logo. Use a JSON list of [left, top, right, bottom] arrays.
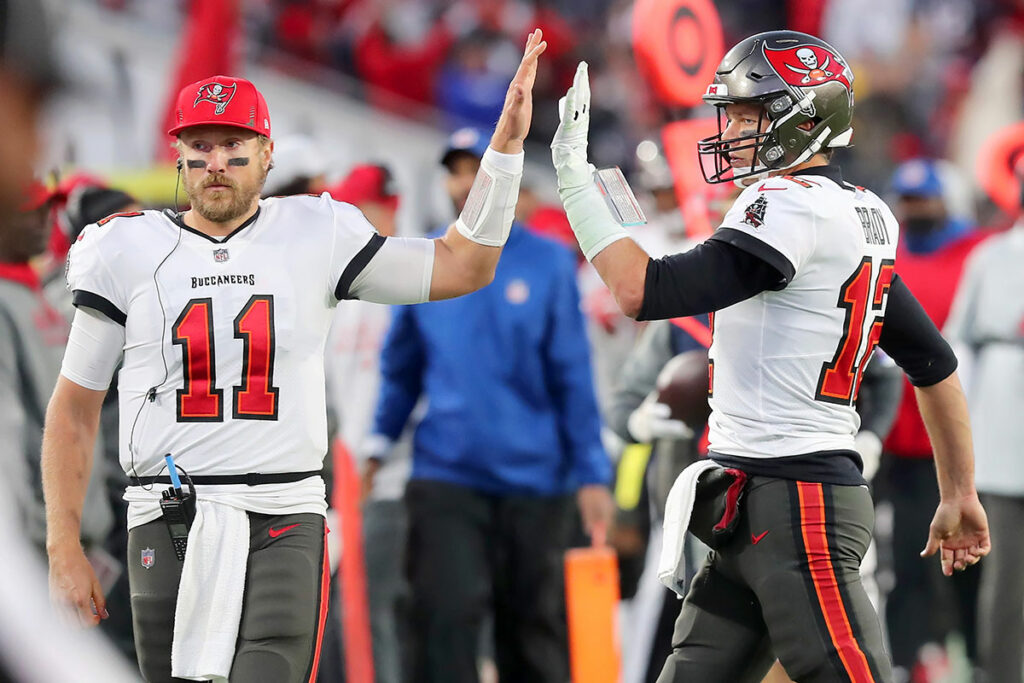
[[751, 530, 770, 545], [269, 523, 301, 538]]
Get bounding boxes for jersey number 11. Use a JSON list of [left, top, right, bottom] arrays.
[[172, 295, 280, 422], [815, 256, 895, 406]]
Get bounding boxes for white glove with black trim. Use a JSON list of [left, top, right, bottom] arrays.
[[551, 62, 630, 261], [551, 61, 594, 190]]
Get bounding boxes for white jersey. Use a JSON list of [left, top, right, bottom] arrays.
[[707, 170, 900, 459], [65, 193, 425, 480]]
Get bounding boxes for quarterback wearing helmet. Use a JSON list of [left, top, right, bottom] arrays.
[[697, 31, 855, 185], [552, 30, 989, 682]]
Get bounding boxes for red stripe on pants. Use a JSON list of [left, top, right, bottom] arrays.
[[796, 482, 875, 682], [307, 526, 331, 683]]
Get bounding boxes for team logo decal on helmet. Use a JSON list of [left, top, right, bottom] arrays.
[[763, 44, 852, 90], [193, 82, 237, 115]]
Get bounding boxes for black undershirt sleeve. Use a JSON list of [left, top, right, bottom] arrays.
[[878, 274, 958, 387], [637, 234, 788, 321]]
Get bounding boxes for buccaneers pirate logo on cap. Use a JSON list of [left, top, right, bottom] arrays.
[[193, 82, 237, 115]]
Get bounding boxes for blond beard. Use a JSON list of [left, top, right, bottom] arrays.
[[185, 167, 268, 223]]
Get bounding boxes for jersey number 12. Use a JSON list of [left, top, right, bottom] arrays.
[[172, 295, 280, 422], [815, 256, 895, 406]]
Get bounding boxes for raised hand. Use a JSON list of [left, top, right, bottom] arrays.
[[920, 493, 992, 576], [490, 29, 547, 154], [551, 61, 594, 190]]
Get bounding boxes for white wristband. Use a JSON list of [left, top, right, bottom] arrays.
[[559, 177, 630, 261], [455, 147, 524, 247]]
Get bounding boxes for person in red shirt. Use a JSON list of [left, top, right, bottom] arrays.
[[878, 158, 988, 682]]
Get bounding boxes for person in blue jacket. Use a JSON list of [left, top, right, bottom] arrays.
[[363, 127, 615, 683]]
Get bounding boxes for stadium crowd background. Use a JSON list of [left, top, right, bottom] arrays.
[[4, 0, 1024, 682]]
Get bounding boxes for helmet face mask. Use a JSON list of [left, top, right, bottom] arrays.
[[698, 101, 790, 185], [697, 31, 855, 185]]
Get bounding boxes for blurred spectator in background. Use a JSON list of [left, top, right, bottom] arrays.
[[0, 183, 114, 562], [325, 163, 409, 683], [0, 1, 139, 679], [364, 127, 614, 683], [944, 161, 1024, 683], [0, 7, 59, 224], [45, 183, 140, 291], [579, 142, 695, 419], [437, 29, 519, 131], [876, 158, 988, 682], [1, 184, 74, 552], [261, 134, 329, 198], [606, 316, 710, 683], [352, 3, 453, 112], [0, 180, 117, 650]]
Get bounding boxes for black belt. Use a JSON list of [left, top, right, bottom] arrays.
[[129, 470, 322, 487]]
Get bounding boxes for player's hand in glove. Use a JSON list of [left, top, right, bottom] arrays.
[[551, 61, 594, 190], [627, 393, 695, 443], [550, 62, 632, 263]]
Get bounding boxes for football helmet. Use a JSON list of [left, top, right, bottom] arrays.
[[697, 31, 855, 184]]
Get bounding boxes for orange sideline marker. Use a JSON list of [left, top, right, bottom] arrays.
[[332, 440, 375, 683], [565, 529, 621, 683]]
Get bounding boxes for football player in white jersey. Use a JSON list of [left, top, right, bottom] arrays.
[[551, 31, 990, 683], [42, 30, 548, 683]]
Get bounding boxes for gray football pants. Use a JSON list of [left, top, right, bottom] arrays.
[[128, 512, 329, 683], [657, 477, 893, 683]]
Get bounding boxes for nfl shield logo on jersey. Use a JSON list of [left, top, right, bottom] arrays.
[[141, 548, 155, 570], [213, 248, 230, 263]]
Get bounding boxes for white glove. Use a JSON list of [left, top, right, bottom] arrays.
[[854, 430, 883, 481], [550, 62, 630, 261], [551, 61, 594, 190], [627, 394, 695, 444]]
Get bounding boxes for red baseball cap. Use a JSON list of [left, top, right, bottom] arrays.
[[20, 180, 53, 211], [328, 165, 399, 210], [167, 76, 271, 137]]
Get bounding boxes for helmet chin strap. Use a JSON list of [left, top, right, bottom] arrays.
[[735, 125, 833, 188]]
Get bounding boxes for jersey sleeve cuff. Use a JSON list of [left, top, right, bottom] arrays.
[[335, 233, 387, 300], [72, 290, 127, 326], [709, 228, 795, 286], [59, 367, 111, 391], [906, 354, 958, 388]]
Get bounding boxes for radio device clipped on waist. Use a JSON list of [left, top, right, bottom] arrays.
[[159, 454, 196, 561]]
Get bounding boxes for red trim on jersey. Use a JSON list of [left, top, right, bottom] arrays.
[[797, 482, 875, 682], [783, 175, 821, 188], [669, 316, 712, 349], [306, 525, 331, 683], [96, 210, 143, 226]]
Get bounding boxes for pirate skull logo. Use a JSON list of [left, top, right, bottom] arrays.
[[786, 47, 834, 84], [796, 48, 818, 69], [193, 82, 237, 116]]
